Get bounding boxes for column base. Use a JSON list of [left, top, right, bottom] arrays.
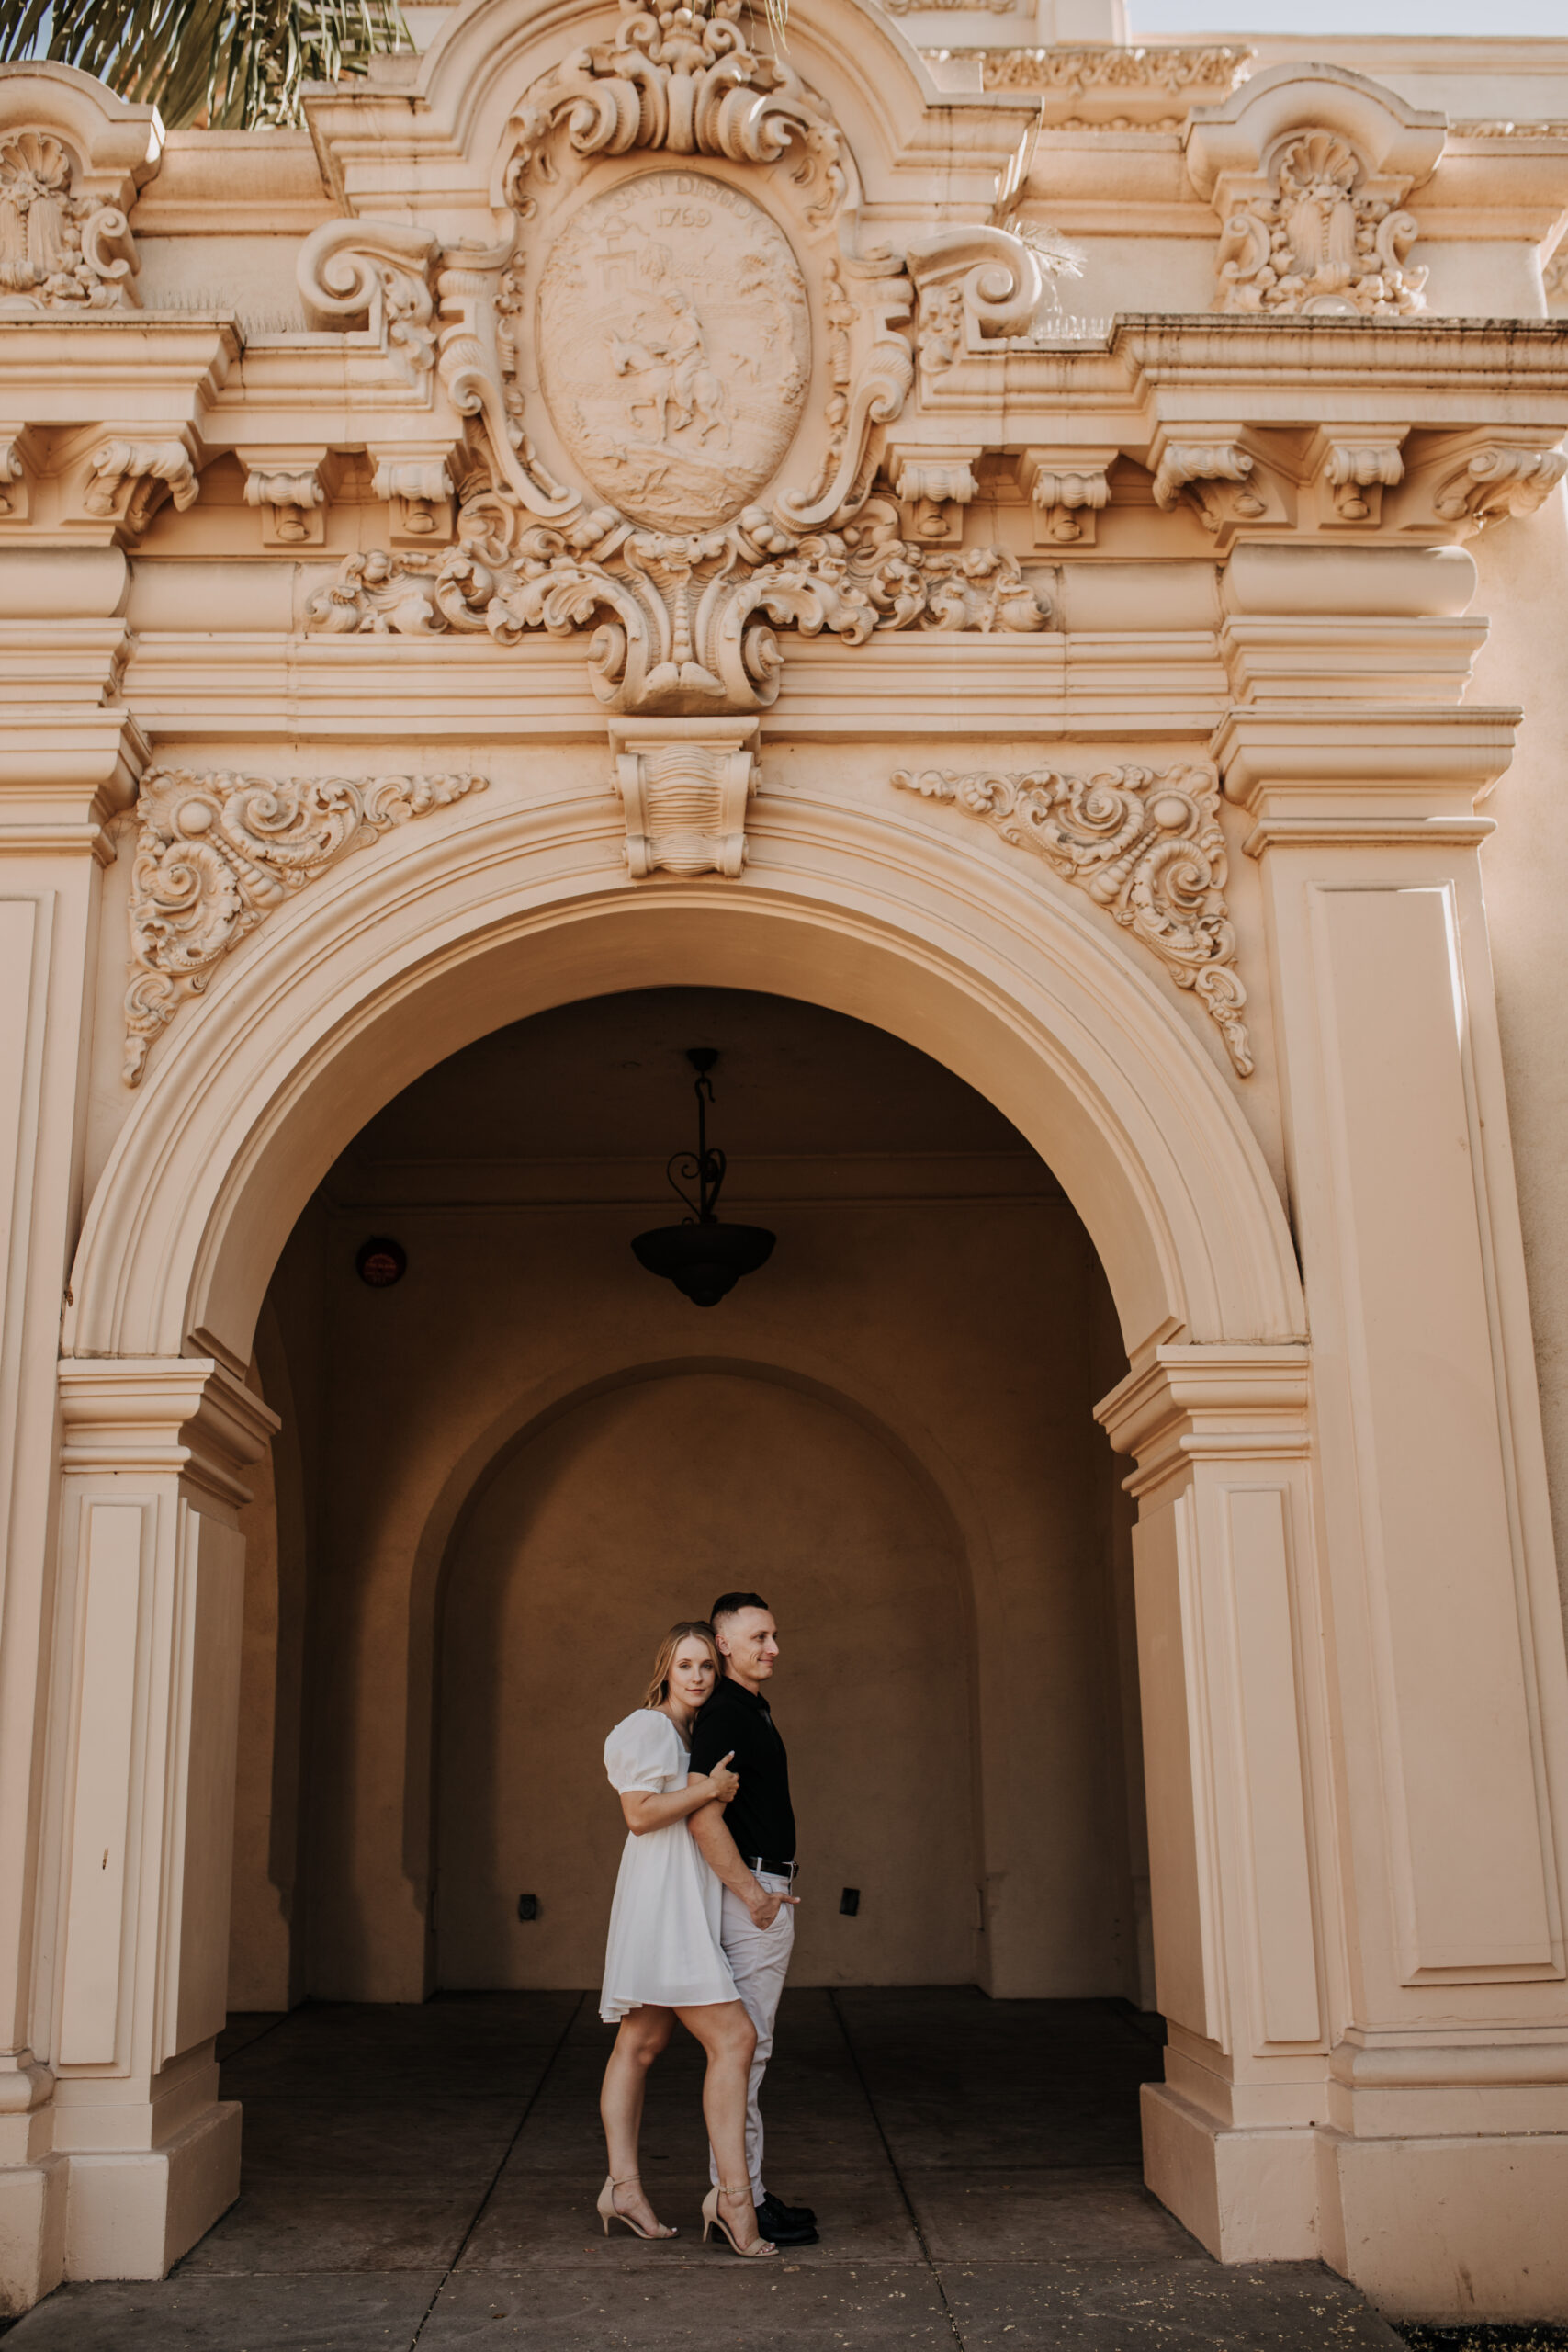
[[0, 2155, 68, 2316], [1144, 2082, 1568, 2318], [1316, 2124, 1568, 2322], [64, 2100, 241, 2281], [1141, 2082, 1318, 2261]]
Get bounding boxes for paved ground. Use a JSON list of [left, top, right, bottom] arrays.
[[5, 1986, 1406, 2349]]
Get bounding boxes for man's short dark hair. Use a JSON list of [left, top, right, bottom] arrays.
[[711, 1590, 770, 1627]]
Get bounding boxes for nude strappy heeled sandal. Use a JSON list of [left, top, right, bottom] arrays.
[[702, 2183, 777, 2257], [597, 2173, 676, 2240]]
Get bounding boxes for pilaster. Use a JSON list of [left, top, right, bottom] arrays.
[[39, 1360, 276, 2280], [1212, 586, 1568, 2314], [1097, 1343, 1325, 2260], [0, 599, 146, 2311]]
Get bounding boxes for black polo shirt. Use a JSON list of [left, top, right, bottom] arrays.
[[690, 1674, 796, 1867]]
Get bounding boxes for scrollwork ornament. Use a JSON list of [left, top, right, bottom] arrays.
[[296, 219, 441, 389], [891, 762, 1252, 1076], [124, 767, 487, 1081], [502, 0, 848, 232], [304, 495, 1050, 715]]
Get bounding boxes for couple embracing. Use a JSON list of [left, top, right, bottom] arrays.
[[597, 1594, 816, 2260]]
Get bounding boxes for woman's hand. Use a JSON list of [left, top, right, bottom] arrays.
[[696, 1751, 739, 1805]]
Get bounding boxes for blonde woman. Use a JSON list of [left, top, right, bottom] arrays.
[[598, 1622, 777, 2258]]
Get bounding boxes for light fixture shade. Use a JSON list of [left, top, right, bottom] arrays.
[[631, 1220, 775, 1308]]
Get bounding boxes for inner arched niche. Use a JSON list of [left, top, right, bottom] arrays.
[[435, 1367, 977, 1990]]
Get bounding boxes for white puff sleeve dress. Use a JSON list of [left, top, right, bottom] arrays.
[[600, 1709, 738, 2025]]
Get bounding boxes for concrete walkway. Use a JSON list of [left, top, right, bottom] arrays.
[[5, 1987, 1405, 2349]]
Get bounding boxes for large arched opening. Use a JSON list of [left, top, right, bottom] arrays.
[[49, 800, 1314, 2277]]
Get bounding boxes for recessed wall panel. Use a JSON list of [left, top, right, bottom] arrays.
[[58, 1502, 148, 2065], [1319, 886, 1551, 1975]]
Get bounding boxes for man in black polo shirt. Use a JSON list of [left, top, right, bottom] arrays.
[[689, 1592, 818, 2248]]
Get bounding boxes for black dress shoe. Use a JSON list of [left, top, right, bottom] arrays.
[[757, 2190, 818, 2243]]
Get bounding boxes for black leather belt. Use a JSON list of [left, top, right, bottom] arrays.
[[750, 1856, 798, 1882]]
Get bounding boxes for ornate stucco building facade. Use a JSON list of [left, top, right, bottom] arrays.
[[4, 0, 1568, 2322]]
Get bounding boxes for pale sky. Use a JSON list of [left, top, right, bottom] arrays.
[[1131, 0, 1562, 30]]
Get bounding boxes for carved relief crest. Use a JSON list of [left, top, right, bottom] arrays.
[[537, 170, 810, 531], [1215, 130, 1425, 318], [0, 129, 138, 312]]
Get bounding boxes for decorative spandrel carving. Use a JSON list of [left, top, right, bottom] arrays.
[[1216, 130, 1425, 318], [537, 172, 810, 532], [304, 494, 1050, 714], [502, 0, 846, 231], [892, 762, 1252, 1076], [124, 767, 487, 1082], [0, 130, 138, 312]]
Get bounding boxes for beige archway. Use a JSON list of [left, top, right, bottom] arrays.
[[47, 796, 1317, 2284]]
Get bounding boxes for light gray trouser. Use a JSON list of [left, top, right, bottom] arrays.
[[709, 1871, 795, 2204]]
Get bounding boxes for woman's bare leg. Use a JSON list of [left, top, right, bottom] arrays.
[[675, 2000, 763, 2250], [600, 2007, 675, 2234]]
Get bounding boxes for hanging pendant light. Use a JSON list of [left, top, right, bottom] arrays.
[[631, 1048, 776, 1307]]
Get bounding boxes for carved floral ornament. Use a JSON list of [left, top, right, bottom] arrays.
[[1215, 128, 1425, 317], [305, 494, 1048, 714], [123, 767, 487, 1081], [892, 762, 1252, 1076], [0, 129, 139, 312]]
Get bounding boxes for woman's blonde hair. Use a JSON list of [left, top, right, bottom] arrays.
[[643, 1621, 721, 1710]]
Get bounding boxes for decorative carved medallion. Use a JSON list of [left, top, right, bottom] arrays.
[[124, 768, 487, 1082], [1215, 130, 1425, 318], [0, 130, 139, 313], [537, 171, 810, 531], [891, 762, 1252, 1075]]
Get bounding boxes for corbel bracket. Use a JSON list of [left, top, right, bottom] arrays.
[[609, 718, 761, 880], [243, 447, 331, 547], [1019, 447, 1117, 547]]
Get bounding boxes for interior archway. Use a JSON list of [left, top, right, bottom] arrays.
[[435, 1365, 979, 1992], [229, 986, 1154, 2014]]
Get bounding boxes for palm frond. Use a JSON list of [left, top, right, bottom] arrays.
[[0, 0, 412, 130]]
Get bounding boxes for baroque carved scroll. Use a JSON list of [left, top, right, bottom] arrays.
[[124, 766, 487, 1082], [891, 762, 1253, 1076], [304, 495, 1049, 716]]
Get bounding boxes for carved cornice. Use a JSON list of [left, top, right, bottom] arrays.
[[123, 766, 487, 1082], [303, 494, 1050, 717], [943, 42, 1254, 112], [891, 760, 1252, 1075]]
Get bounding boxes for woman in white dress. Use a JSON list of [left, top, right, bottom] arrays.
[[598, 1621, 777, 2258]]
